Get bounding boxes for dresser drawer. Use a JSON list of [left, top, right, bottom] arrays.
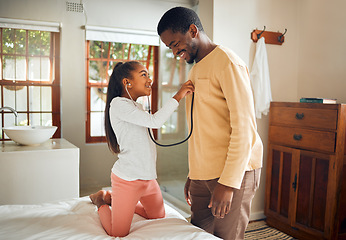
[[270, 106, 338, 130], [269, 126, 336, 153]]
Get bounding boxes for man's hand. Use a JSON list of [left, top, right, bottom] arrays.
[[184, 178, 192, 206], [208, 182, 234, 218]]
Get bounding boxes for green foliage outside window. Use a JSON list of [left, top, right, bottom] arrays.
[[2, 29, 50, 57], [88, 41, 152, 85]]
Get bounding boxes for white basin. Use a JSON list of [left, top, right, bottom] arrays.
[[2, 126, 58, 146]]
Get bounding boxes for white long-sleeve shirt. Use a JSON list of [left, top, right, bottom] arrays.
[[250, 37, 272, 119], [110, 97, 179, 181]]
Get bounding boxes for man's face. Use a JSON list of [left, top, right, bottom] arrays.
[[160, 28, 198, 64]]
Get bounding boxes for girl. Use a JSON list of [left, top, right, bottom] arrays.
[[89, 61, 194, 237]]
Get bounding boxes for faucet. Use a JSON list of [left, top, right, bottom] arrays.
[[0, 106, 18, 125]]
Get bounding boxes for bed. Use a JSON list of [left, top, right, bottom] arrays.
[[0, 196, 221, 240]]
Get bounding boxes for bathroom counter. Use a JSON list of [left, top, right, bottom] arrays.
[[0, 139, 80, 205], [0, 138, 77, 152]]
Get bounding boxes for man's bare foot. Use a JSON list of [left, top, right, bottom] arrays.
[[104, 190, 112, 205], [89, 190, 107, 208]]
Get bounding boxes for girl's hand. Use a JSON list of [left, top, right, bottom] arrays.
[[173, 80, 195, 102]]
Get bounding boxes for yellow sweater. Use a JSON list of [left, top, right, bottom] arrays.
[[186, 45, 263, 189]]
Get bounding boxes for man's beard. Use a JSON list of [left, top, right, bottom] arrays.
[[186, 42, 198, 64]]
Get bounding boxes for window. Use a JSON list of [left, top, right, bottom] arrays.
[[0, 26, 61, 141], [159, 46, 189, 140], [85, 40, 158, 143]]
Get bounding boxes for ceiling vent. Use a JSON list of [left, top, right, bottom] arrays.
[[66, 2, 84, 13]]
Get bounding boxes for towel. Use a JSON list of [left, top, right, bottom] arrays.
[[250, 37, 272, 119]]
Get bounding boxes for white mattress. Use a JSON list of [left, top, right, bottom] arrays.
[[0, 196, 220, 240]]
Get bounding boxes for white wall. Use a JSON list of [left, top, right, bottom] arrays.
[[198, 0, 213, 41], [0, 0, 193, 191], [297, 0, 346, 103]]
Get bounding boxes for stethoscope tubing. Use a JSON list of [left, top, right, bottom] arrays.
[[147, 92, 194, 147]]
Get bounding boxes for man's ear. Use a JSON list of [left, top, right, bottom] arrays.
[[189, 24, 198, 38]]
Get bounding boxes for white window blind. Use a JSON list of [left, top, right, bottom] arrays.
[[85, 25, 159, 46], [0, 17, 60, 32]]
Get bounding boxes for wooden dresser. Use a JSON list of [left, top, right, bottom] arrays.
[[264, 102, 346, 239]]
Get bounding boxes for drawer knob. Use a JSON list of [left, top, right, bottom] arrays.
[[295, 113, 304, 120], [293, 134, 302, 141]]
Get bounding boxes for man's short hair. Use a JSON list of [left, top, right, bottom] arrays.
[[157, 7, 204, 36]]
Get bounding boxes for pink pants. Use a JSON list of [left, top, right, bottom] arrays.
[[98, 173, 165, 237]]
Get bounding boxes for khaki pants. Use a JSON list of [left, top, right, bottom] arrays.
[[189, 168, 261, 240]]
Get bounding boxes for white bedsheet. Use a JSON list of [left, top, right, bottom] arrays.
[[0, 197, 220, 240]]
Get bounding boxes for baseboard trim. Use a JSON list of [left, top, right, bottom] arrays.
[[249, 211, 265, 221]]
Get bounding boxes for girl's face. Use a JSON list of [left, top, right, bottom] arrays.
[[126, 64, 152, 100]]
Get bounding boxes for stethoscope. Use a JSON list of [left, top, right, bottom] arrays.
[[125, 83, 194, 147]]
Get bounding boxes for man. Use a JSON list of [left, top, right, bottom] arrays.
[[157, 7, 263, 240]]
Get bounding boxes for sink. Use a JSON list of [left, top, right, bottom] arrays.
[[2, 126, 58, 146]]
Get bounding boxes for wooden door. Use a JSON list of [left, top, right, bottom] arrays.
[[292, 151, 330, 237], [265, 144, 299, 224]]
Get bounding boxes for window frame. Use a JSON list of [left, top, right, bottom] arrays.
[[0, 28, 61, 141]]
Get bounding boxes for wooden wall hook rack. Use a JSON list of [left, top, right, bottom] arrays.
[[251, 26, 287, 45]]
